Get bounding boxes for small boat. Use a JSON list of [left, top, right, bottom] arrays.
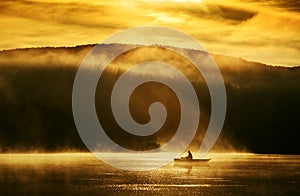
[[173, 157, 211, 163]]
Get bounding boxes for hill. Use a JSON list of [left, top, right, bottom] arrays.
[[0, 44, 299, 154]]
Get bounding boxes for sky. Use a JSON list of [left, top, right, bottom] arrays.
[[0, 0, 299, 66]]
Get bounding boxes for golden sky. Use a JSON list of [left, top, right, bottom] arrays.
[[0, 0, 299, 66]]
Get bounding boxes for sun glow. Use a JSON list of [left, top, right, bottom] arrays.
[[142, 0, 203, 3], [0, 0, 299, 66], [172, 0, 203, 2]]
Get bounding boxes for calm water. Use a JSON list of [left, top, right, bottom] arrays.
[[0, 153, 299, 195]]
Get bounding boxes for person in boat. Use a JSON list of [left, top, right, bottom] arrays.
[[186, 150, 193, 160]]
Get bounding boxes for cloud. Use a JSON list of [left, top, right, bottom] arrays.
[[258, 0, 300, 12], [148, 2, 257, 24], [0, 0, 137, 29], [0, 0, 153, 49], [0, 0, 299, 66]]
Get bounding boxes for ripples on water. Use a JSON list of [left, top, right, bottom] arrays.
[[0, 153, 299, 195]]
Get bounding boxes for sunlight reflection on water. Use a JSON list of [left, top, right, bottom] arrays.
[[0, 153, 299, 195]]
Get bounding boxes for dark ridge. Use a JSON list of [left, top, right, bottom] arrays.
[[0, 44, 299, 154]]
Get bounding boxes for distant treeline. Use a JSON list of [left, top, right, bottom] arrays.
[[0, 44, 299, 154]]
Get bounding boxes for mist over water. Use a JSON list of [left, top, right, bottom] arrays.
[[0, 153, 299, 195], [0, 44, 299, 194], [0, 44, 299, 154]]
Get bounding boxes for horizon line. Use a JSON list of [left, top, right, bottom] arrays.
[[1, 43, 299, 68]]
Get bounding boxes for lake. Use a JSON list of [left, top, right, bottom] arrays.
[[0, 153, 299, 195]]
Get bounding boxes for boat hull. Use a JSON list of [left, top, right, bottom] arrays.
[[173, 158, 211, 163]]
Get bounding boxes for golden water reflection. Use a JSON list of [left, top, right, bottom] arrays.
[[0, 153, 299, 195]]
